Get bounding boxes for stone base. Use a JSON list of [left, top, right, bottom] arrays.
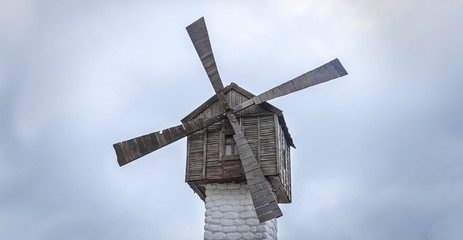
[[204, 183, 277, 240]]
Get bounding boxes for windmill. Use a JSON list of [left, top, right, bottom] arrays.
[[113, 17, 348, 223]]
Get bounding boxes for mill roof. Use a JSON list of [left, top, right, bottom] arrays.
[[182, 82, 295, 148]]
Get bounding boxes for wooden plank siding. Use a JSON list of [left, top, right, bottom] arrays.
[[259, 115, 278, 176], [205, 122, 222, 178], [275, 116, 292, 203], [185, 131, 205, 181], [184, 84, 292, 203], [242, 117, 259, 162], [186, 114, 282, 189]]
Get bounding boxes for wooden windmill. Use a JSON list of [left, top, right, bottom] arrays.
[[113, 17, 348, 223]]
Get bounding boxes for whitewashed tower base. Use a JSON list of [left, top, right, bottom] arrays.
[[204, 183, 278, 240]]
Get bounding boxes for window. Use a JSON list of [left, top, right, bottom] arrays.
[[224, 135, 238, 156]]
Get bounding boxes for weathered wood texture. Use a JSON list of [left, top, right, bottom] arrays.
[[186, 115, 279, 179], [205, 122, 223, 178], [182, 83, 286, 125], [228, 112, 283, 223], [114, 113, 226, 166], [276, 115, 292, 203], [184, 84, 293, 204], [185, 130, 205, 181], [233, 58, 347, 114], [186, 17, 224, 94], [259, 115, 277, 175]]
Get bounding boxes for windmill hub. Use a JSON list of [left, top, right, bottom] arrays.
[[112, 16, 348, 238]]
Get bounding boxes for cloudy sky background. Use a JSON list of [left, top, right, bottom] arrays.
[[1, 0, 462, 239]]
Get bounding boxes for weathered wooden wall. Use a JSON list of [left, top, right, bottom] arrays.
[[184, 85, 292, 203], [185, 129, 205, 181], [186, 114, 278, 180], [276, 115, 291, 203]]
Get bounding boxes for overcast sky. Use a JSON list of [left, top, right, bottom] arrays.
[[1, 0, 462, 239]]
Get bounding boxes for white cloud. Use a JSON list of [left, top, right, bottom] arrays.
[[273, 0, 318, 17]]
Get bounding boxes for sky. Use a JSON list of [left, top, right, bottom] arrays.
[[1, 0, 462, 239]]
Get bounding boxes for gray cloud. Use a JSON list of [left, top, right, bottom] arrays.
[[1, 0, 462, 239]]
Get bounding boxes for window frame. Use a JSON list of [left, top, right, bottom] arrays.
[[222, 134, 240, 161]]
